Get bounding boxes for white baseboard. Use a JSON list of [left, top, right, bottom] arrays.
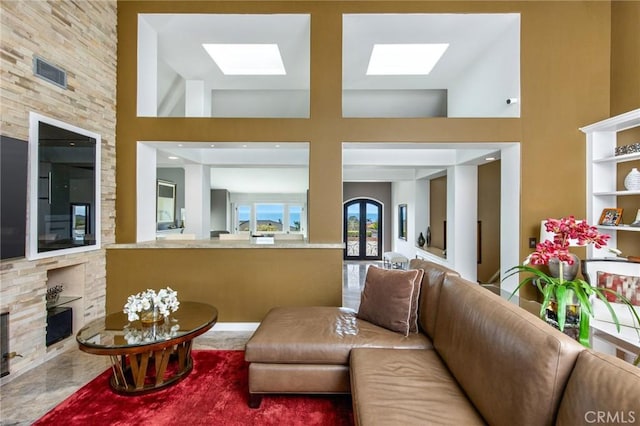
[[209, 322, 259, 332]]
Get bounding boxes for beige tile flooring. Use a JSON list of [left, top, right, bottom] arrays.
[[0, 261, 374, 425]]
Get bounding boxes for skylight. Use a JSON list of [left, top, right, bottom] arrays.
[[202, 43, 286, 75], [366, 43, 449, 75]]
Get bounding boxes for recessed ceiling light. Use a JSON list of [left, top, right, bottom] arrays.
[[210, 144, 215, 148], [168, 156, 179, 160], [202, 43, 286, 75], [242, 144, 248, 148], [275, 144, 280, 148], [178, 144, 183, 147], [485, 157, 496, 161], [366, 43, 449, 75]]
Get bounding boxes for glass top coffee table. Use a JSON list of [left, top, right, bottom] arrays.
[[77, 301, 217, 395]]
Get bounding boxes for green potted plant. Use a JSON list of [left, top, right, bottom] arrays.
[[505, 216, 640, 362]]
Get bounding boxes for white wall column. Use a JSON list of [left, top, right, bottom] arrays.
[[137, 16, 158, 117], [136, 143, 157, 242], [184, 164, 211, 239], [186, 80, 206, 117], [448, 165, 478, 281], [500, 144, 521, 297]]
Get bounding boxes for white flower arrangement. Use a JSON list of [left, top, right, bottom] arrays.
[[123, 287, 180, 322]]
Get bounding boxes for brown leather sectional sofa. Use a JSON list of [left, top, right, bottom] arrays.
[[245, 259, 640, 425]]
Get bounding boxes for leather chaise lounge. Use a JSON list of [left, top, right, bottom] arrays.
[[244, 259, 640, 425]]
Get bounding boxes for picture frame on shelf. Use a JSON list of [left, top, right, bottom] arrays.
[[599, 208, 623, 226]]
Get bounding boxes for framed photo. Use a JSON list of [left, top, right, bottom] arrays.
[[599, 208, 623, 226], [398, 204, 407, 240]]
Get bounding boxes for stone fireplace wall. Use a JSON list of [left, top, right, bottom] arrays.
[[0, 0, 117, 380]]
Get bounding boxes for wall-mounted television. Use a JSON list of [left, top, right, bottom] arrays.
[[0, 135, 28, 260]]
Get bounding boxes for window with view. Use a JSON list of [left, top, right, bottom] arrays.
[[235, 203, 305, 234], [256, 204, 284, 232], [288, 205, 302, 232], [237, 205, 251, 232]]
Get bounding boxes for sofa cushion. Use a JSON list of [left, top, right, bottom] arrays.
[[433, 275, 584, 426], [249, 363, 351, 394], [245, 307, 432, 365], [408, 259, 460, 337], [350, 348, 485, 425], [556, 350, 640, 426], [357, 266, 424, 335]]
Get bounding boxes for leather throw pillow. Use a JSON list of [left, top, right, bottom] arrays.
[[357, 265, 424, 336]]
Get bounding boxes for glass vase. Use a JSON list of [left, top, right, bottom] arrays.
[[544, 297, 581, 341], [140, 305, 164, 326]]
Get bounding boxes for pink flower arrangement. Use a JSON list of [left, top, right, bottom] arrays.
[[507, 216, 638, 351], [528, 216, 610, 266]]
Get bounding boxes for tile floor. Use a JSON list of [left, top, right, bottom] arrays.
[[0, 261, 376, 425]]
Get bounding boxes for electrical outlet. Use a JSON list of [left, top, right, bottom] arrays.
[[528, 237, 537, 249]]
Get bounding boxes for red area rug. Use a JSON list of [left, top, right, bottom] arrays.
[[35, 350, 353, 425]]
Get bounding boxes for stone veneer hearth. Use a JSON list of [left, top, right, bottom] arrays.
[[0, 0, 117, 381]]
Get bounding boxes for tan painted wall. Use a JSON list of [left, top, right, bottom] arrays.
[[429, 176, 447, 251], [0, 0, 117, 378], [478, 161, 501, 283], [113, 0, 618, 308], [106, 248, 343, 321], [611, 0, 640, 116]]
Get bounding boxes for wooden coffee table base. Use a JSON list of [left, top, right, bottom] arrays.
[[109, 340, 194, 395], [77, 302, 218, 396]]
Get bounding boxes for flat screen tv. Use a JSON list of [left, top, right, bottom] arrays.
[[1, 135, 28, 260]]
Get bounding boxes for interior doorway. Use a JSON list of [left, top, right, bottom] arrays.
[[344, 199, 382, 261]]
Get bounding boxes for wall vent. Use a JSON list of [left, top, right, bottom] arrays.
[[33, 56, 67, 89]]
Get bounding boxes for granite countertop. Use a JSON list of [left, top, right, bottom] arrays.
[[107, 239, 344, 250]]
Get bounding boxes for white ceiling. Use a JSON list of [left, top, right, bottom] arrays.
[[150, 142, 310, 193], [149, 141, 503, 192], [141, 13, 518, 191]]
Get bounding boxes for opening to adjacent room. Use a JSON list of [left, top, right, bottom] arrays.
[[136, 142, 309, 242], [342, 142, 520, 290]]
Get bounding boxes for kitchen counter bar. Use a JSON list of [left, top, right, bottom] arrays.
[[107, 240, 344, 250]]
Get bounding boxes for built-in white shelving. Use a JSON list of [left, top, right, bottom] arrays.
[[581, 108, 640, 258], [593, 152, 640, 164], [593, 190, 640, 196], [596, 225, 640, 232]]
